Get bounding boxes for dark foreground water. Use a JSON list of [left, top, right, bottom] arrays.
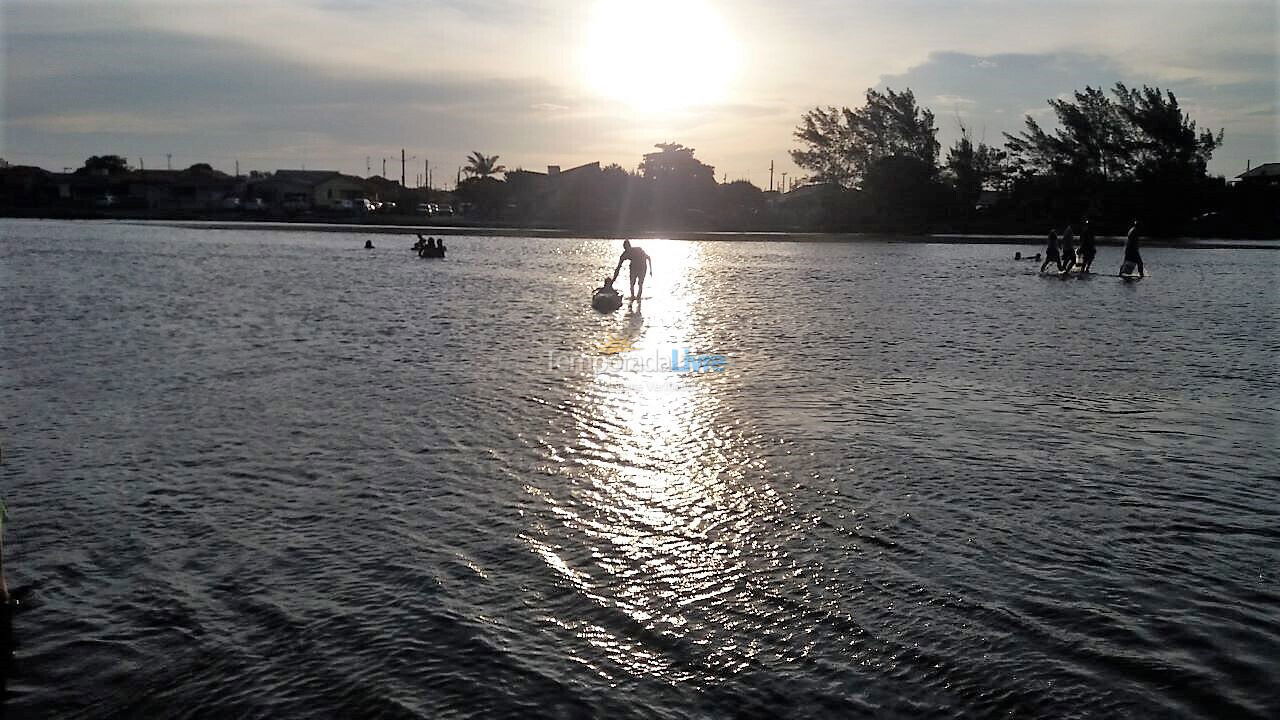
[[1, 219, 1277, 718]]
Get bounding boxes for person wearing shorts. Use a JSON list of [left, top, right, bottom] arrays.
[[612, 240, 653, 300]]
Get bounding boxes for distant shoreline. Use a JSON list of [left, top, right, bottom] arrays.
[[5, 216, 1277, 249]]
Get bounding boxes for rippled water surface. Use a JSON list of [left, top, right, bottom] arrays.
[[1, 219, 1278, 718]]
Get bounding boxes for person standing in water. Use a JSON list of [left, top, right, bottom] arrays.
[[1059, 223, 1076, 271], [1040, 230, 1060, 274], [612, 240, 653, 300], [1120, 220, 1144, 277], [1079, 218, 1097, 272]]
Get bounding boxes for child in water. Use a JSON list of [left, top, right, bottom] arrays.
[[596, 276, 619, 296]]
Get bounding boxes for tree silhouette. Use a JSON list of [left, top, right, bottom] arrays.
[[639, 143, 717, 227], [792, 88, 939, 188], [1004, 84, 1222, 183], [946, 125, 1009, 210], [464, 152, 506, 178], [75, 155, 130, 176]]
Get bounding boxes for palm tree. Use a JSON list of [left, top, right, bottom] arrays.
[[465, 151, 506, 179]]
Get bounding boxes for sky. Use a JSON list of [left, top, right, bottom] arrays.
[[2, 0, 1276, 185]]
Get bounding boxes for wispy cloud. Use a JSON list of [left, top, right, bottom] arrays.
[[1, 0, 1274, 178]]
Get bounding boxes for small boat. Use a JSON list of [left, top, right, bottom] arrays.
[[591, 288, 623, 312]]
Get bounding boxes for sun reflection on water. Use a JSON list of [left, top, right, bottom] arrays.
[[526, 239, 791, 681]]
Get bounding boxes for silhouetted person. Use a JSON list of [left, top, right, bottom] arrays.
[[436, 238, 447, 257], [364, 239, 374, 249], [413, 234, 426, 253], [1120, 220, 1144, 277], [1059, 223, 1076, 271], [612, 240, 653, 300], [1040, 230, 1060, 273], [1079, 219, 1097, 272]]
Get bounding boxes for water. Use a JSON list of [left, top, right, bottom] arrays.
[[1, 218, 1277, 718]]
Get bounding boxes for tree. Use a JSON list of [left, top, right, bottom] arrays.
[[639, 143, 718, 227], [946, 125, 1009, 210], [1004, 86, 1130, 181], [1004, 84, 1222, 183], [718, 180, 766, 228], [464, 151, 506, 179], [1111, 83, 1223, 183], [1004, 83, 1224, 232], [75, 155, 130, 176], [454, 176, 507, 219], [186, 163, 214, 174], [791, 87, 940, 188]]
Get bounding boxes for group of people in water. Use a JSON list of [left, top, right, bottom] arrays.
[[412, 234, 447, 258], [1017, 219, 1145, 277]]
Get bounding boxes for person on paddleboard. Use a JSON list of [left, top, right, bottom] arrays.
[[1059, 223, 1076, 271], [612, 240, 653, 301], [1079, 218, 1097, 272], [1039, 230, 1060, 274], [1120, 220, 1144, 277]]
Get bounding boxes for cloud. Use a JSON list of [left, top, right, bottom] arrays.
[[1, 0, 1274, 180]]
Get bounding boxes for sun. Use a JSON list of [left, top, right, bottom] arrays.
[[581, 0, 739, 112]]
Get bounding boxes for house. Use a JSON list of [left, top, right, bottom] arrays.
[[124, 168, 240, 209], [251, 170, 370, 209], [504, 162, 602, 222], [363, 175, 404, 203], [0, 165, 55, 206], [1235, 163, 1280, 186]]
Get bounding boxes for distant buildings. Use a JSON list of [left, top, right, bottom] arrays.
[[252, 170, 369, 210], [0, 163, 445, 214]]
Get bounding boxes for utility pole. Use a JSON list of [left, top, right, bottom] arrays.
[[424, 159, 429, 191], [401, 148, 406, 187], [235, 159, 239, 177], [366, 156, 371, 176], [166, 153, 172, 171], [139, 157, 145, 171], [781, 172, 787, 193], [769, 160, 774, 192]]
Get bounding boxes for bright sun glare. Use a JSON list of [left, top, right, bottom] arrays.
[[582, 0, 739, 112]]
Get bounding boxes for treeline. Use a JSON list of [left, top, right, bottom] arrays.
[[790, 83, 1276, 237], [453, 82, 1274, 237], [4, 84, 1276, 236]]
